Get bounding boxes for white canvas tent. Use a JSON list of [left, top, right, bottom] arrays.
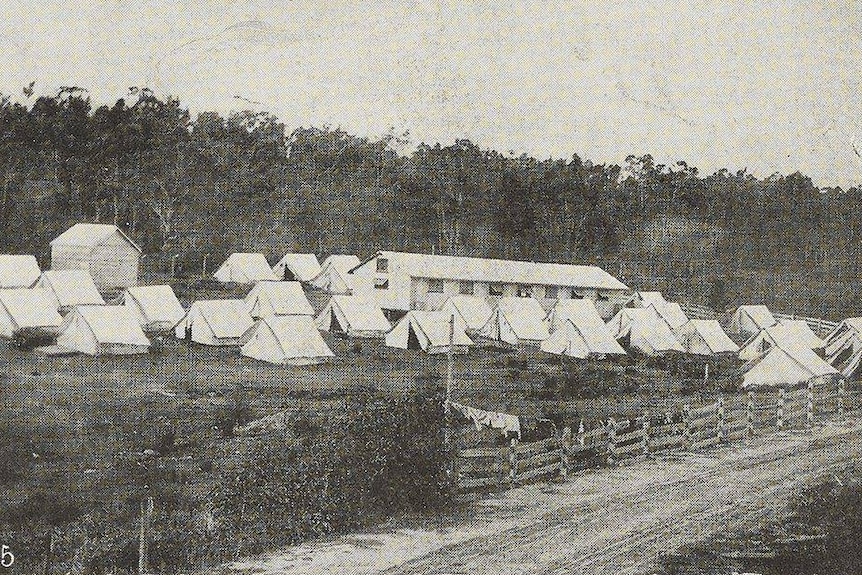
[[241, 315, 334, 365], [741, 344, 838, 388], [728, 305, 777, 336], [243, 281, 314, 318], [478, 297, 550, 346], [738, 320, 825, 361], [438, 295, 493, 334], [36, 270, 105, 312], [0, 255, 41, 288], [546, 299, 604, 332], [272, 253, 321, 282], [386, 310, 473, 354], [628, 291, 668, 309], [673, 319, 739, 356], [213, 253, 276, 284], [0, 289, 62, 337], [123, 285, 185, 332], [56, 305, 150, 355], [315, 295, 391, 338], [650, 302, 689, 330], [174, 300, 254, 346], [540, 319, 626, 359], [309, 254, 361, 294], [825, 318, 862, 378], [607, 307, 685, 356]]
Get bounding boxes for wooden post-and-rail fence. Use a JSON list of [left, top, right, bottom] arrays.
[[455, 379, 850, 493]]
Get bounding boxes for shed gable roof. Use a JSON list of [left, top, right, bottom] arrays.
[[51, 223, 142, 253]]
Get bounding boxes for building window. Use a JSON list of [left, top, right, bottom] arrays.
[[489, 283, 503, 296], [545, 286, 558, 299], [459, 281, 474, 295], [572, 289, 584, 299], [596, 291, 610, 302], [517, 285, 532, 297], [374, 277, 389, 290], [428, 279, 444, 293], [376, 257, 388, 273]]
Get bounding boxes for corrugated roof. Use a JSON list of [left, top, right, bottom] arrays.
[[74, 305, 150, 345], [358, 251, 628, 290], [50, 223, 141, 252], [0, 255, 41, 288]]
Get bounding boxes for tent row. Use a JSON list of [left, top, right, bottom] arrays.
[[214, 252, 361, 295]]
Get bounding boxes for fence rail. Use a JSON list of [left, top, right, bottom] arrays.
[[456, 379, 851, 493]]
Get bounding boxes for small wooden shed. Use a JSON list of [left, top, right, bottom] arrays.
[[50, 223, 141, 294]]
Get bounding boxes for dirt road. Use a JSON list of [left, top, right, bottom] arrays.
[[225, 420, 862, 575]]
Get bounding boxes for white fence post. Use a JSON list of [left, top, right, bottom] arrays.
[[777, 387, 785, 431], [807, 381, 815, 429]]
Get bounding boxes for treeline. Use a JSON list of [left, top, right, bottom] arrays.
[[1, 87, 861, 301]]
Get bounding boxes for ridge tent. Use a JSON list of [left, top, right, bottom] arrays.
[[243, 281, 314, 318], [738, 320, 825, 361], [213, 253, 276, 284], [546, 299, 604, 332], [0, 289, 62, 337], [728, 305, 777, 337], [438, 295, 493, 334], [0, 255, 41, 288], [650, 302, 690, 330], [607, 307, 685, 356], [478, 297, 550, 346], [741, 344, 838, 388], [174, 299, 254, 346], [56, 305, 150, 355], [315, 295, 391, 338], [123, 285, 185, 332], [36, 270, 105, 313], [241, 315, 334, 365], [309, 254, 361, 294], [385, 310, 473, 355], [272, 253, 321, 282], [540, 318, 626, 359], [825, 318, 862, 378], [627, 291, 668, 309], [673, 319, 738, 356]]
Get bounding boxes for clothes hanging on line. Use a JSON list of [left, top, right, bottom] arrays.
[[450, 401, 521, 438]]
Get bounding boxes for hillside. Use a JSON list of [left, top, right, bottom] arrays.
[[1, 88, 861, 317]]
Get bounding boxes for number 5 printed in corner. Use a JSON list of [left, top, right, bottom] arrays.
[[0, 545, 13, 568]]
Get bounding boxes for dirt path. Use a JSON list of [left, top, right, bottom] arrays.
[[224, 420, 862, 575]]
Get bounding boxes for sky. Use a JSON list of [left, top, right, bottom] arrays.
[[0, 0, 860, 187]]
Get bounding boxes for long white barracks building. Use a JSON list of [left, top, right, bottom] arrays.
[[349, 251, 630, 319]]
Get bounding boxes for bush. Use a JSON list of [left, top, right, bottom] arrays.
[[211, 391, 453, 556]]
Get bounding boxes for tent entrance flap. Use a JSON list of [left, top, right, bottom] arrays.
[[407, 325, 421, 350]]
